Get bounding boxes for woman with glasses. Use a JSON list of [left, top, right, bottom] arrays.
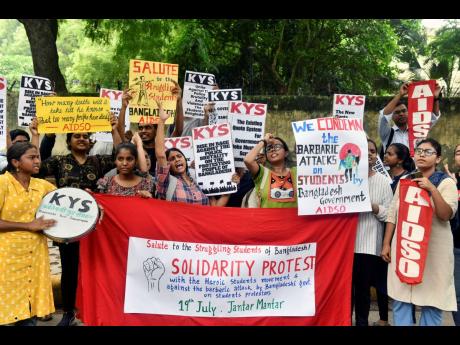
[[381, 138, 458, 326], [243, 133, 296, 208], [444, 144, 460, 326]]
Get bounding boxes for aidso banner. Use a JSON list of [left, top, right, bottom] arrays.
[[17, 74, 54, 127], [0, 76, 6, 152], [408, 80, 436, 156], [207, 89, 242, 125], [183, 71, 216, 119], [93, 88, 131, 142], [229, 101, 267, 168], [292, 118, 371, 215], [332, 94, 365, 119], [192, 123, 237, 195], [76, 195, 359, 325], [129, 59, 178, 125]]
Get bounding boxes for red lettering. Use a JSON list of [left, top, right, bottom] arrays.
[[101, 89, 111, 98], [230, 102, 241, 113], [335, 95, 345, 104], [354, 96, 364, 105], [254, 104, 266, 115], [242, 102, 255, 113], [0, 77, 5, 90], [345, 95, 355, 105], [171, 258, 179, 274], [193, 127, 205, 140], [217, 123, 229, 136]]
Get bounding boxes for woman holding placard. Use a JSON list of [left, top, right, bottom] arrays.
[[381, 138, 458, 326], [0, 142, 57, 326], [37, 114, 122, 326], [244, 133, 297, 208], [155, 102, 235, 206]]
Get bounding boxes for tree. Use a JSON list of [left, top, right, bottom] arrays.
[[18, 19, 68, 93]]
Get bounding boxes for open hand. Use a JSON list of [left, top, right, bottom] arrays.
[[28, 216, 56, 231], [155, 100, 169, 122]]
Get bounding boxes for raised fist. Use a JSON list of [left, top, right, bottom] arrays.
[[143, 257, 165, 292]]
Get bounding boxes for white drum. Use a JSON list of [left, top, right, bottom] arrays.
[[36, 187, 100, 243]]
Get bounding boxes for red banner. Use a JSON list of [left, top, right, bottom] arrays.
[[408, 80, 436, 156], [76, 195, 358, 325], [395, 179, 433, 284]]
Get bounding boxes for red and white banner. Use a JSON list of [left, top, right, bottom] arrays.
[[395, 179, 433, 284], [76, 195, 358, 325], [408, 80, 436, 156]]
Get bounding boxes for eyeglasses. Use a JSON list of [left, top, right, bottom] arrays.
[[414, 148, 437, 156], [265, 144, 284, 152], [393, 109, 407, 115]]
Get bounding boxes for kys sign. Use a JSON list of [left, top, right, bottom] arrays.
[[36, 188, 100, 243], [395, 179, 433, 284]]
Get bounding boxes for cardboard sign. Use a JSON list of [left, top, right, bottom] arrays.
[[192, 123, 237, 196], [292, 117, 371, 215], [125, 237, 316, 317], [0, 76, 6, 152], [332, 94, 365, 119], [183, 71, 216, 119], [128, 59, 179, 125], [92, 88, 131, 142], [372, 156, 392, 183], [17, 74, 54, 127], [229, 101, 267, 168], [36, 97, 111, 133], [408, 80, 436, 156], [207, 89, 242, 125]]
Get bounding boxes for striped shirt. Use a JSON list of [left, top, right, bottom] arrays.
[[156, 165, 209, 205], [354, 173, 393, 256]]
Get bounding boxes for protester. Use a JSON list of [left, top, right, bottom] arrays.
[[383, 143, 415, 192], [117, 81, 183, 176], [37, 114, 122, 326], [155, 101, 236, 206], [244, 133, 297, 208], [378, 82, 441, 158], [97, 135, 154, 197], [0, 142, 57, 326], [352, 139, 393, 326], [381, 138, 458, 326], [445, 144, 460, 326]]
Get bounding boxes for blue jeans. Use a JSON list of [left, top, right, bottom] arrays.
[[393, 300, 442, 326], [453, 247, 460, 326]]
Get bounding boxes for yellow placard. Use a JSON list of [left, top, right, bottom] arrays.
[[128, 59, 179, 124], [36, 97, 111, 133]]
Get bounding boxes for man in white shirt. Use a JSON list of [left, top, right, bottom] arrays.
[[378, 82, 442, 157]]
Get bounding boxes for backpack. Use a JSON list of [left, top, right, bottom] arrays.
[[241, 166, 270, 208], [378, 127, 395, 161]]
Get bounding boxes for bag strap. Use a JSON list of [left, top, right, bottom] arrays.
[[166, 174, 178, 201]]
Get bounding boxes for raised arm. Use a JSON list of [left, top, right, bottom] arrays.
[[244, 133, 271, 176], [29, 117, 39, 150], [110, 113, 122, 148], [118, 88, 133, 141], [433, 82, 441, 116], [383, 83, 408, 115], [155, 101, 170, 168], [171, 80, 183, 137], [132, 132, 148, 173]]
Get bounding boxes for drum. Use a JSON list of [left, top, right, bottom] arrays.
[[36, 187, 100, 243]]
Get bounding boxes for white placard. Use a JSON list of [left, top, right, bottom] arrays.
[[17, 74, 54, 127], [229, 101, 267, 168], [183, 71, 216, 119], [124, 237, 316, 317], [207, 89, 242, 125], [192, 123, 237, 196], [292, 118, 371, 215], [92, 88, 130, 142], [0, 76, 6, 152], [332, 94, 365, 119], [372, 156, 392, 183]]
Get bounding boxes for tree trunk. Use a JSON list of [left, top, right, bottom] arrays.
[[18, 19, 68, 94]]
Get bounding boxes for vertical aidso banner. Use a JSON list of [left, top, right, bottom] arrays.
[[207, 89, 242, 125], [395, 179, 433, 284], [192, 123, 237, 196], [408, 80, 436, 156], [17, 74, 54, 127], [183, 71, 216, 119], [92, 88, 130, 142], [332, 94, 365, 119], [0, 76, 6, 152], [128, 59, 179, 125], [292, 118, 371, 216], [229, 101, 267, 168], [125, 237, 316, 317]]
